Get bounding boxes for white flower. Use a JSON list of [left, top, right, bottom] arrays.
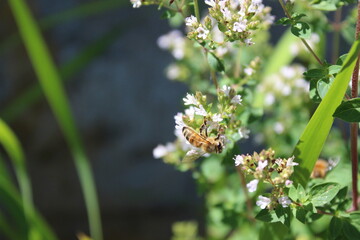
[[212, 113, 223, 122], [244, 38, 254, 45], [196, 27, 209, 39], [256, 195, 271, 209], [234, 155, 244, 166], [286, 156, 298, 167], [247, 179, 259, 193], [244, 67, 254, 76], [205, 0, 216, 7], [221, 85, 231, 96], [264, 93, 275, 106], [221, 7, 232, 20], [278, 196, 291, 207], [153, 143, 176, 158], [185, 106, 196, 120], [281, 66, 296, 79], [194, 105, 207, 116], [281, 85, 291, 96], [130, 0, 141, 8], [248, 3, 259, 13], [275, 158, 283, 166], [185, 15, 198, 27], [285, 180, 293, 186], [274, 122, 284, 134], [238, 127, 250, 139], [218, 0, 228, 9], [157, 30, 185, 59], [231, 95, 242, 105], [166, 64, 181, 80], [183, 93, 199, 106], [257, 160, 268, 171], [233, 20, 247, 32], [175, 112, 185, 129]]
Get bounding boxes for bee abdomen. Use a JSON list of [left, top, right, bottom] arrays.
[[182, 126, 203, 148]]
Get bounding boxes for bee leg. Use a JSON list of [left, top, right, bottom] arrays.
[[200, 118, 208, 137]]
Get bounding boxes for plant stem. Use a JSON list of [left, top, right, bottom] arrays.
[[193, 0, 200, 21], [278, 0, 324, 66], [236, 166, 254, 222], [350, 0, 360, 211]]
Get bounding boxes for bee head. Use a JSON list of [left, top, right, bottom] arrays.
[[215, 142, 223, 153]]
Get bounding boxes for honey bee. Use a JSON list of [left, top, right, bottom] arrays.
[[310, 159, 329, 178], [182, 119, 225, 163]]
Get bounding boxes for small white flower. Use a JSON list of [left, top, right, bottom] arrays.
[[256, 195, 271, 209], [196, 27, 209, 39], [285, 180, 293, 186], [175, 113, 185, 129], [244, 67, 254, 76], [238, 127, 250, 139], [166, 64, 181, 80], [286, 156, 298, 167], [205, 0, 216, 7], [247, 179, 259, 192], [185, 106, 196, 120], [244, 38, 254, 45], [130, 0, 142, 8], [248, 3, 259, 13], [218, 0, 228, 9], [281, 66, 296, 79], [221, 7, 232, 20], [275, 158, 283, 166], [183, 93, 199, 106], [194, 105, 207, 116], [212, 113, 223, 122], [278, 196, 291, 207], [234, 155, 244, 166], [231, 95, 242, 105], [264, 93, 275, 106], [281, 85, 291, 96], [274, 122, 284, 134], [221, 85, 231, 96], [257, 160, 268, 171], [233, 20, 247, 32], [185, 15, 198, 27], [153, 143, 175, 158]]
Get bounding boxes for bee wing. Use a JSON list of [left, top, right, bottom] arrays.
[[182, 149, 206, 163]]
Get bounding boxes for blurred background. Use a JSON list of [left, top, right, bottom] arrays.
[[0, 0, 343, 239]]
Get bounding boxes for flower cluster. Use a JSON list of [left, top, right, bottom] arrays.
[[234, 148, 298, 209], [153, 85, 248, 165], [185, 0, 274, 45]]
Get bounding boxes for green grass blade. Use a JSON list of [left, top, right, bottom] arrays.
[[8, 1, 103, 239], [1, 24, 123, 121], [0, 0, 127, 55], [292, 40, 360, 186], [0, 119, 34, 234], [0, 211, 23, 240]]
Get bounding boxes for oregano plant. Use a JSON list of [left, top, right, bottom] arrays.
[[133, 0, 360, 239]]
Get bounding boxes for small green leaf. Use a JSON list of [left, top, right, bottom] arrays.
[[288, 185, 298, 201], [350, 211, 360, 227], [256, 209, 275, 222], [329, 216, 343, 239], [276, 17, 292, 25], [295, 207, 307, 224], [207, 52, 225, 72], [304, 68, 328, 80], [297, 184, 308, 203], [291, 21, 312, 39], [342, 219, 360, 239], [317, 78, 334, 99], [333, 98, 360, 122], [328, 65, 342, 75], [275, 206, 291, 227], [336, 54, 348, 65], [309, 79, 322, 103], [218, 23, 227, 32], [161, 9, 176, 19], [310, 182, 341, 207], [291, 13, 307, 21]]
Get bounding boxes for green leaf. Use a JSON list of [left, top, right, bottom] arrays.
[[161, 9, 176, 19], [218, 23, 227, 32], [291, 13, 307, 21], [259, 222, 289, 240], [350, 212, 360, 227], [309, 182, 341, 207], [292, 40, 360, 186], [329, 216, 343, 239], [295, 207, 307, 224], [8, 1, 103, 239], [328, 65, 342, 75], [342, 219, 360, 239], [276, 17, 292, 25], [207, 52, 225, 72], [311, 0, 355, 11], [297, 184, 308, 203], [333, 98, 360, 122], [317, 78, 334, 99], [256, 209, 277, 222], [288, 185, 298, 201], [304, 68, 328, 79], [291, 21, 312, 39]]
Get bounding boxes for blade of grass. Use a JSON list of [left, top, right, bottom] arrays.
[[1, 24, 123, 121], [0, 157, 58, 240], [0, 0, 127, 55], [292, 40, 360, 187], [8, 1, 103, 239], [0, 119, 34, 238]]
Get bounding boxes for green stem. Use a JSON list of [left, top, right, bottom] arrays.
[[278, 0, 324, 66], [193, 0, 200, 21]]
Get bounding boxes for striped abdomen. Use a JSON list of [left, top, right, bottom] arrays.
[[182, 126, 215, 153]]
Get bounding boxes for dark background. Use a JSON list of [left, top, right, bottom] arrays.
[[0, 0, 347, 239]]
